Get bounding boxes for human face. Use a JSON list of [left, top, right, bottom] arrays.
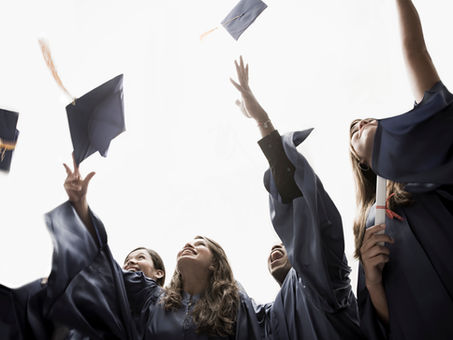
[[123, 249, 163, 281], [177, 237, 214, 271], [267, 243, 292, 285], [350, 118, 378, 165]]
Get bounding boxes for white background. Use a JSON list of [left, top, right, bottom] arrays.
[[0, 0, 452, 304]]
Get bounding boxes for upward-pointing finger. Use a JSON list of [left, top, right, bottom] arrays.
[[63, 163, 72, 176], [230, 78, 244, 93], [72, 153, 80, 178], [83, 171, 96, 186]]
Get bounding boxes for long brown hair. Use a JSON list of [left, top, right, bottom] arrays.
[[162, 236, 239, 337], [349, 119, 411, 259]]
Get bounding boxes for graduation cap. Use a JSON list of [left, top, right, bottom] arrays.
[[39, 39, 125, 165], [201, 0, 267, 41], [66, 74, 125, 165], [0, 109, 19, 172]]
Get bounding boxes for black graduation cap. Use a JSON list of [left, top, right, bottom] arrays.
[[66, 74, 125, 166], [221, 0, 267, 40], [0, 109, 19, 172], [39, 40, 125, 166]]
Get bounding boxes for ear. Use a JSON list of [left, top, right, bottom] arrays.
[[155, 270, 164, 279]]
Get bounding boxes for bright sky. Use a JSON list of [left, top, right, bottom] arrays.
[[1, 0, 452, 304]]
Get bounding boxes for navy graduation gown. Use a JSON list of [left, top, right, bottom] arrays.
[[358, 81, 453, 340], [43, 201, 263, 340], [0, 279, 78, 340], [261, 129, 363, 340]]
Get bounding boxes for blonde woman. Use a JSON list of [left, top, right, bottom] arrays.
[[350, 1, 453, 339]]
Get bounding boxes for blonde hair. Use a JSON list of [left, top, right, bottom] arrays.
[[161, 236, 239, 337], [349, 119, 411, 259]]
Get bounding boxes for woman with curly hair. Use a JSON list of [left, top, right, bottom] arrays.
[[350, 1, 453, 339], [39, 157, 262, 339]]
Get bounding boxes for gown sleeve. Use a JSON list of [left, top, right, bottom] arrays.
[[263, 129, 354, 312], [372, 81, 453, 188], [0, 279, 55, 340], [234, 282, 267, 340], [0, 284, 23, 340], [43, 201, 137, 339], [258, 130, 302, 203]]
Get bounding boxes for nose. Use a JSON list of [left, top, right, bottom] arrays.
[[125, 258, 137, 267], [358, 120, 367, 130], [183, 242, 194, 249]]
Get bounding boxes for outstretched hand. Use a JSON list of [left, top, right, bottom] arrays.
[[63, 154, 95, 205], [230, 56, 269, 124]]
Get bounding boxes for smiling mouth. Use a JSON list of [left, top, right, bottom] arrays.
[[181, 248, 196, 256], [270, 249, 284, 263], [125, 266, 140, 272]]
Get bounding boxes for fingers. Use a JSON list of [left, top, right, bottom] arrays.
[[234, 57, 247, 85], [230, 78, 243, 92], [83, 172, 96, 186], [363, 224, 386, 241], [72, 153, 80, 178], [63, 163, 72, 176], [361, 233, 394, 254], [367, 254, 390, 267], [363, 244, 390, 259]]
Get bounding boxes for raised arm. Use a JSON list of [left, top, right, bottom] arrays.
[[396, 0, 440, 103], [230, 56, 301, 203], [63, 154, 96, 239], [230, 56, 275, 138]]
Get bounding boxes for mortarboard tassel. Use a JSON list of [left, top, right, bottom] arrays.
[[0, 138, 16, 162], [38, 39, 77, 105], [200, 14, 244, 40]]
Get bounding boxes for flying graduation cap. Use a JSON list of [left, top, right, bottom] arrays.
[[39, 40, 125, 165], [0, 109, 19, 172], [201, 0, 268, 41]]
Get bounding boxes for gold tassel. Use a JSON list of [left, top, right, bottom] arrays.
[[0, 138, 16, 162], [38, 39, 76, 105], [200, 26, 219, 40], [200, 13, 244, 41]]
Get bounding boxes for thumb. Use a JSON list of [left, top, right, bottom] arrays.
[[83, 172, 96, 186]]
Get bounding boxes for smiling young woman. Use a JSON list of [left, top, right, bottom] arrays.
[[350, 1, 453, 339]]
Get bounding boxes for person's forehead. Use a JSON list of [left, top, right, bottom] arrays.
[[193, 236, 207, 244], [126, 249, 151, 259]]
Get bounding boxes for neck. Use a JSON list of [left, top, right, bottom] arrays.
[[180, 267, 210, 296]]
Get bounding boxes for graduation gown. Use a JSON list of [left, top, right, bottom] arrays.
[[42, 201, 263, 340], [0, 278, 82, 340], [358, 81, 453, 340], [259, 129, 363, 340]]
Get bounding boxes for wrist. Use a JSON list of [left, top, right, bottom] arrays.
[[365, 279, 384, 290], [71, 197, 88, 212]]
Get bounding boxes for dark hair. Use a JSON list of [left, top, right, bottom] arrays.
[[349, 119, 411, 259], [125, 247, 166, 287], [161, 236, 239, 337]]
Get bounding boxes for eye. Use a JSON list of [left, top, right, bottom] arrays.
[[138, 255, 146, 260]]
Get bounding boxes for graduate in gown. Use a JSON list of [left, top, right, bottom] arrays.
[[231, 57, 363, 340], [0, 162, 167, 339], [40, 158, 263, 339], [350, 1, 453, 339]]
